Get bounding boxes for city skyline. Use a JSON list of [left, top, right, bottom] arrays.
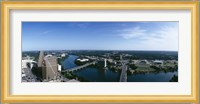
[[22, 22, 178, 51]]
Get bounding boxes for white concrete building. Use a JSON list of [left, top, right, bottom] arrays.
[[153, 60, 163, 64], [77, 58, 89, 62], [104, 59, 107, 68], [22, 56, 37, 69], [61, 53, 66, 57], [58, 64, 62, 72]]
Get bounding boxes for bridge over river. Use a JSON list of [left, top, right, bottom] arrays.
[[62, 58, 128, 82], [119, 60, 128, 82], [62, 61, 96, 72]]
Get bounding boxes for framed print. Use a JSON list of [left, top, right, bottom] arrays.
[[1, 1, 199, 103]]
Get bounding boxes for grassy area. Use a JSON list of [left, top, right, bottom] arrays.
[[128, 61, 178, 75], [135, 64, 154, 71], [63, 71, 89, 82]]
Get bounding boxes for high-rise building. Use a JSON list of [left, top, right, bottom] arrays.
[[104, 59, 107, 68], [38, 51, 58, 81], [38, 51, 44, 67], [42, 55, 58, 80]]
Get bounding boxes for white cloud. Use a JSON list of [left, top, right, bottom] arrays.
[[40, 30, 51, 35], [118, 24, 178, 51], [142, 25, 178, 51], [119, 26, 147, 39]]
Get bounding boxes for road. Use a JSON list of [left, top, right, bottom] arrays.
[[119, 60, 128, 82]]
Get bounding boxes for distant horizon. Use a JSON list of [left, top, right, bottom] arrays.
[[22, 49, 178, 52], [22, 22, 178, 51]]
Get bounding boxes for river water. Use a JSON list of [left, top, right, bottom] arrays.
[[62, 55, 178, 82]]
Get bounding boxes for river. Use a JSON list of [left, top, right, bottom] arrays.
[[62, 55, 178, 82]]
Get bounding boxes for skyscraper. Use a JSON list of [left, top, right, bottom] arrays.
[[38, 51, 58, 81], [38, 51, 44, 67], [42, 55, 58, 80]]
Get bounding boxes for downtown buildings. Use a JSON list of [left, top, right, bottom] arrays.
[[38, 51, 59, 81]]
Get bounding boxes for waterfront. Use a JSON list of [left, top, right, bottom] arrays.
[[62, 55, 78, 69], [62, 55, 178, 82], [22, 22, 179, 82]]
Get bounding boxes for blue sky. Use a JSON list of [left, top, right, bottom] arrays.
[[22, 22, 178, 51]]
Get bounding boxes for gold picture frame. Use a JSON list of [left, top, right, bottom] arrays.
[[1, 1, 199, 103]]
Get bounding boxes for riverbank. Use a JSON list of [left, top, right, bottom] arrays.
[[61, 55, 178, 82]]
